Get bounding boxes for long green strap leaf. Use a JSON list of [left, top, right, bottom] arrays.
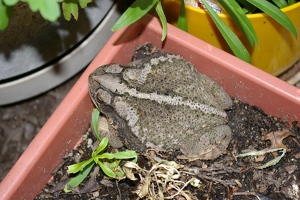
[[155, 0, 168, 41], [177, 0, 188, 32], [246, 0, 297, 38], [271, 0, 287, 8], [111, 0, 158, 31], [218, 0, 258, 48], [201, 0, 251, 63], [237, 0, 257, 14], [287, 0, 295, 6]]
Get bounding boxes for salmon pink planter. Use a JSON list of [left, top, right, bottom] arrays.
[[0, 14, 299, 200]]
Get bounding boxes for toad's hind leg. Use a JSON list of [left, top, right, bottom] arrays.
[[180, 125, 232, 160]]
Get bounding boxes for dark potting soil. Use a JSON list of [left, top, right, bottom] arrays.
[[35, 99, 300, 200]]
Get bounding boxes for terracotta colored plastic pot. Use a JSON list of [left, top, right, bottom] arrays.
[[0, 14, 299, 200], [162, 0, 300, 76]]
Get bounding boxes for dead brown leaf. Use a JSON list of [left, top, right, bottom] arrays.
[[262, 130, 295, 152]]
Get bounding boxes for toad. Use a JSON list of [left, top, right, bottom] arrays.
[[88, 44, 232, 160]]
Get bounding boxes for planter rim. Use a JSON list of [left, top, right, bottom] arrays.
[[182, 1, 300, 19]]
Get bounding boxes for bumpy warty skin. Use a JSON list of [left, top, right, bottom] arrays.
[[88, 47, 232, 160]]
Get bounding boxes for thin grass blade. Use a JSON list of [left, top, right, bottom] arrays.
[[219, 0, 258, 47]]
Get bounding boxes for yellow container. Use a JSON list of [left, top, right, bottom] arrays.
[[162, 0, 300, 75]]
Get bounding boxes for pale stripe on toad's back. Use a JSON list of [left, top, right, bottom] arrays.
[[117, 87, 227, 118]]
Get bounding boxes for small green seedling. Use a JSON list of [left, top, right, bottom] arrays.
[[64, 108, 138, 193]]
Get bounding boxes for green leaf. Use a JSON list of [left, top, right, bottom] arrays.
[[99, 160, 126, 179], [271, 0, 287, 8], [236, 0, 257, 14], [287, 0, 295, 6], [3, 0, 19, 6], [62, 0, 78, 21], [96, 150, 138, 160], [111, 0, 159, 31], [64, 162, 94, 192], [98, 161, 116, 178], [155, 0, 167, 41], [78, 0, 92, 8], [246, 0, 297, 38], [93, 136, 109, 156], [96, 152, 116, 160], [109, 150, 138, 160], [22, 0, 62, 22], [201, 0, 251, 63], [218, 0, 258, 48], [91, 108, 101, 141], [108, 159, 121, 168], [113, 165, 126, 178], [0, 1, 13, 30], [177, 0, 188, 32], [105, 160, 126, 179], [67, 158, 93, 174]]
